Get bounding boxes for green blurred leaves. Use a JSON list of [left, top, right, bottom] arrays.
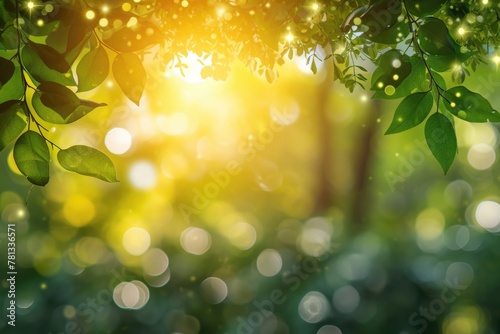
[[13, 130, 50, 186], [57, 145, 118, 182]]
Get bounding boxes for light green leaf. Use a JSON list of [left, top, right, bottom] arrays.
[[57, 145, 118, 182], [77, 45, 109, 92], [0, 100, 28, 152], [113, 52, 146, 105], [13, 130, 50, 186], [0, 64, 23, 104], [425, 112, 457, 174], [386, 91, 433, 134], [442, 86, 500, 122]]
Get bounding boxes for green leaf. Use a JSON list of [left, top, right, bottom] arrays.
[[385, 91, 433, 134], [442, 86, 500, 122], [0, 100, 28, 152], [0, 64, 23, 104], [363, 20, 410, 44], [112, 53, 146, 105], [361, 0, 402, 36], [77, 46, 109, 92], [32, 82, 106, 124], [425, 112, 457, 174], [371, 50, 412, 95], [21, 46, 76, 86], [0, 57, 15, 85], [426, 52, 474, 72], [405, 0, 447, 17], [373, 55, 426, 99], [0, 26, 18, 50], [57, 145, 118, 182], [26, 40, 71, 73], [418, 18, 460, 56], [13, 130, 50, 186]]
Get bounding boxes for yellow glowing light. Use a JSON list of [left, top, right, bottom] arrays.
[[312, 3, 319, 11], [86, 10, 95, 20], [451, 102, 456, 108], [122, 2, 131, 11], [181, 0, 189, 7], [482, 0, 488, 4], [285, 33, 294, 42], [99, 18, 109, 27], [27, 1, 34, 9], [494, 56, 500, 65], [458, 27, 466, 35], [37, 19, 44, 26], [102, 5, 109, 13]]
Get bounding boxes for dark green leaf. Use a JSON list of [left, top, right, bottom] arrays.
[[37, 82, 80, 118], [386, 92, 433, 134], [371, 50, 412, 95], [13, 130, 50, 186], [57, 145, 118, 182], [425, 112, 457, 174], [418, 18, 460, 56], [442, 86, 500, 122], [373, 55, 426, 99], [112, 53, 146, 105], [0, 56, 14, 85], [363, 20, 410, 44], [32, 82, 106, 124], [26, 40, 71, 73], [361, 0, 402, 36], [406, 0, 447, 17], [21, 46, 76, 86], [0, 100, 27, 151], [77, 46, 109, 92]]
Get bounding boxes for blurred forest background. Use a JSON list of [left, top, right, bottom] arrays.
[[2, 46, 500, 334]]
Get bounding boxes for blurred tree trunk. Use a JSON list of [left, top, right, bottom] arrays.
[[350, 99, 382, 229], [313, 52, 334, 214]]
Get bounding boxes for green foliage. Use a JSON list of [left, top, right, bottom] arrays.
[[76, 45, 109, 92], [442, 86, 500, 123], [112, 52, 146, 105], [32, 81, 106, 124], [0, 56, 15, 85], [425, 112, 457, 174], [57, 145, 118, 182], [13, 130, 50, 186], [0, 100, 27, 151], [385, 92, 433, 134], [0, 0, 499, 185]]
